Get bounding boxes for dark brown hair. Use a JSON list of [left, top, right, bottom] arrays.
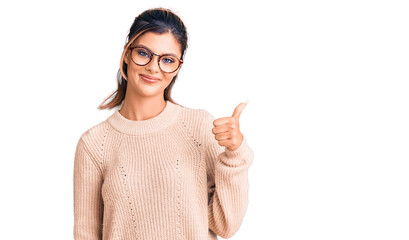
[[98, 7, 188, 110]]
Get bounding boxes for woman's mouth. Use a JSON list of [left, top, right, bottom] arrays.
[[140, 74, 160, 83]]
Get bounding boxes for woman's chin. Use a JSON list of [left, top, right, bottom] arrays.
[[136, 85, 163, 96]]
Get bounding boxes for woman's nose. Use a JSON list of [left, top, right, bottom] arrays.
[[145, 55, 161, 72]]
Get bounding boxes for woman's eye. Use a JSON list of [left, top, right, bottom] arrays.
[[137, 49, 149, 57], [162, 57, 175, 64]]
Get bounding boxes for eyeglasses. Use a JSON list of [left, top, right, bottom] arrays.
[[129, 45, 183, 73]]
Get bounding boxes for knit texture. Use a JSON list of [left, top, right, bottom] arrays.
[[73, 100, 254, 240]]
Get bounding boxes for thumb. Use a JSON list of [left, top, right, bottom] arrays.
[[232, 99, 249, 118]]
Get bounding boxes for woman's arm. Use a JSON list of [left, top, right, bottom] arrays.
[[73, 137, 103, 240], [204, 111, 254, 238]]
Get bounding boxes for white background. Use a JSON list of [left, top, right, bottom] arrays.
[[0, 0, 408, 239]]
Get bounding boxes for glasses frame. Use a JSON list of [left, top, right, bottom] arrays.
[[129, 46, 183, 73]]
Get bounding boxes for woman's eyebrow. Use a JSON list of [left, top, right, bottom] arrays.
[[135, 44, 178, 57]]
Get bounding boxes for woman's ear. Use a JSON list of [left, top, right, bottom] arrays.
[[123, 49, 130, 65], [175, 62, 183, 73]]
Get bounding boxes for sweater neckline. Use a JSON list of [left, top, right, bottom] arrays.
[[107, 100, 180, 135]]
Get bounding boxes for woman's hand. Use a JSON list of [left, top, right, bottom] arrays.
[[211, 101, 249, 151]]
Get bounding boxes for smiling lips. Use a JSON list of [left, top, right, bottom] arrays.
[[140, 74, 160, 83]]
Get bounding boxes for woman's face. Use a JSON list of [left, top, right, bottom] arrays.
[[123, 31, 182, 98]]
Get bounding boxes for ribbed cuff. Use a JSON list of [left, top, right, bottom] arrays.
[[220, 135, 254, 168]]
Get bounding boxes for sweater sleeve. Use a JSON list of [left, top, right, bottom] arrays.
[[203, 111, 254, 239], [73, 136, 104, 240]]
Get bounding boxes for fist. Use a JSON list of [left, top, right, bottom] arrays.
[[211, 101, 249, 151]]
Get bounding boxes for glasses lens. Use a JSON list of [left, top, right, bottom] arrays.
[[132, 47, 151, 65], [159, 55, 180, 73]]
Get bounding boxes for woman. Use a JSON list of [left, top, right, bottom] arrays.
[[73, 7, 254, 240]]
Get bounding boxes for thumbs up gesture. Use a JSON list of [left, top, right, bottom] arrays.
[[211, 101, 249, 151]]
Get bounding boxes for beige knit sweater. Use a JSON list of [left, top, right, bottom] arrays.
[[73, 100, 254, 240]]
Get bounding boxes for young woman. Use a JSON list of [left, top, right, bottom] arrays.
[[73, 7, 254, 240]]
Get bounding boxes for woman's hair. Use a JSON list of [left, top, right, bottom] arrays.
[[98, 7, 188, 110]]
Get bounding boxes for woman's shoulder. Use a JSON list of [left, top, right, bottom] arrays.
[[173, 104, 214, 147], [76, 118, 110, 151], [177, 103, 213, 124], [176, 104, 215, 142]]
